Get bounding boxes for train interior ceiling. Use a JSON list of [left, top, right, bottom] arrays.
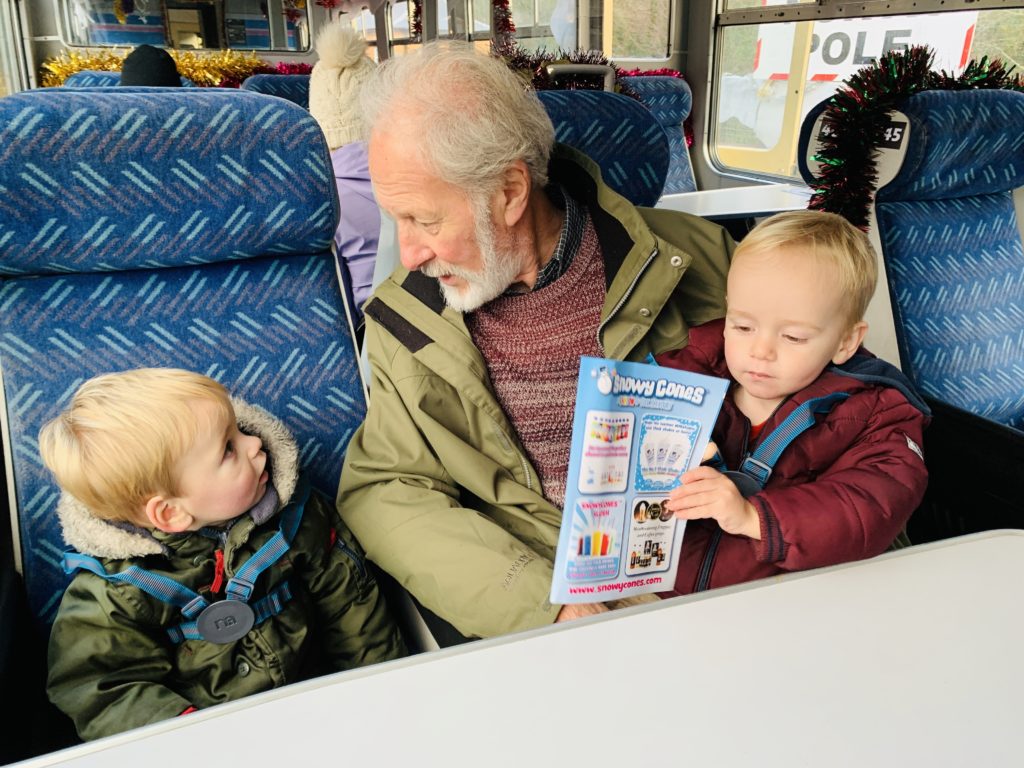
[[1, 0, 1023, 762]]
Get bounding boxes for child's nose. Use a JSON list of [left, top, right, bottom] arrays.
[[751, 334, 775, 360], [244, 433, 263, 457]]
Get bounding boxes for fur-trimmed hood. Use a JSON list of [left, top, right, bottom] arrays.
[[57, 399, 300, 560]]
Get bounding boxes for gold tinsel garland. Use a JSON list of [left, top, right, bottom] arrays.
[[40, 48, 271, 88]]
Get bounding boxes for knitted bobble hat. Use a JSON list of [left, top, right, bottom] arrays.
[[119, 45, 181, 87], [309, 24, 377, 150]]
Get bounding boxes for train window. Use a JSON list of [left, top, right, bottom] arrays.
[[387, 0, 420, 56], [0, 0, 23, 96], [604, 0, 671, 60], [511, 0, 559, 51], [712, 4, 1024, 181], [59, 0, 310, 52]]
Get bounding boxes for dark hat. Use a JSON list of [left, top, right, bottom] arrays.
[[119, 45, 181, 87]]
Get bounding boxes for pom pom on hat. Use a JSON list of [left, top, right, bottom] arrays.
[[309, 25, 377, 150], [119, 45, 182, 87]]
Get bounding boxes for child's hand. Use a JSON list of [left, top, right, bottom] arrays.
[[667, 466, 761, 540], [556, 602, 610, 623]]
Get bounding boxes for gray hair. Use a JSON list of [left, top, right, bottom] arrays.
[[360, 42, 555, 198]]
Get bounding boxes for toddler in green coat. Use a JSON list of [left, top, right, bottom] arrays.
[[40, 368, 406, 741]]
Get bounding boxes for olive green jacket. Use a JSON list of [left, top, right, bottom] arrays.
[[339, 145, 732, 639], [47, 401, 406, 741]]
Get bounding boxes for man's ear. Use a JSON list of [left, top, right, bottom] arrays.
[[494, 159, 531, 228], [832, 320, 868, 365], [144, 495, 193, 533]]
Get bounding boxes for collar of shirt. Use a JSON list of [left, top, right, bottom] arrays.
[[505, 185, 585, 295]]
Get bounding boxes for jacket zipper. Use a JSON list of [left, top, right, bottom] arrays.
[[695, 528, 722, 592], [596, 246, 659, 349], [491, 416, 534, 491], [334, 538, 368, 581]]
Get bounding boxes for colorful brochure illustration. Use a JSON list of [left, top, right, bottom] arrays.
[[551, 356, 728, 604]]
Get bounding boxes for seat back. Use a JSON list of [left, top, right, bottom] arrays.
[[62, 69, 195, 87], [619, 75, 697, 194], [537, 89, 669, 207], [0, 87, 363, 627], [873, 89, 1024, 429], [240, 74, 310, 109]]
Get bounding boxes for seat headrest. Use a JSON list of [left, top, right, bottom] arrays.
[[62, 70, 196, 87], [878, 89, 1024, 202], [0, 88, 336, 276], [618, 76, 692, 127], [240, 74, 311, 109], [537, 89, 669, 207]]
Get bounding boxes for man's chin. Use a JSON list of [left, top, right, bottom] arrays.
[[440, 283, 492, 313]]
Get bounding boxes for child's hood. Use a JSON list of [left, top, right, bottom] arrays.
[[56, 399, 300, 560]]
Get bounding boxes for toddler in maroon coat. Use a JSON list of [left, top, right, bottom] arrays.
[[658, 210, 929, 595]]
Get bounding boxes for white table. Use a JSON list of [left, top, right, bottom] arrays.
[[658, 183, 813, 219], [18, 531, 1024, 767]]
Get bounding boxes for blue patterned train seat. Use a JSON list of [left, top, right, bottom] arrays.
[[619, 75, 697, 194], [241, 74, 310, 110], [537, 89, 669, 207], [874, 89, 1024, 430], [62, 69, 196, 87], [871, 88, 1024, 539], [0, 87, 363, 627]]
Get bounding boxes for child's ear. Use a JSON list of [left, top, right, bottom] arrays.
[[143, 495, 193, 533], [832, 320, 868, 365]]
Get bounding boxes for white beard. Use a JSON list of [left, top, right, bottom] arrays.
[[421, 203, 523, 313]]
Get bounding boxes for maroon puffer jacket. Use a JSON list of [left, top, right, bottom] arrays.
[[656, 319, 929, 596]]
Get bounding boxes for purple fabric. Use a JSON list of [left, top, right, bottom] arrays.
[[331, 141, 380, 322]]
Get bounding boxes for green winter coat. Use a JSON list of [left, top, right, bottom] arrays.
[[47, 401, 406, 741], [339, 145, 733, 639]]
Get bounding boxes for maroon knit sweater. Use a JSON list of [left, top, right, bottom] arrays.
[[467, 219, 606, 507]]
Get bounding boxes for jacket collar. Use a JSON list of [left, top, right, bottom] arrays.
[[57, 398, 300, 560]]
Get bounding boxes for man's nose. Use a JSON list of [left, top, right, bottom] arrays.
[[398, 228, 433, 272]]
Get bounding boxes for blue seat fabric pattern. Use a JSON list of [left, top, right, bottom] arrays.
[[874, 89, 1024, 429], [619, 75, 697, 194], [62, 69, 195, 87], [241, 74, 310, 110], [0, 88, 363, 626], [537, 89, 669, 207]]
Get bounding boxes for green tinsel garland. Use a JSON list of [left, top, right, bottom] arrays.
[[809, 45, 1024, 229]]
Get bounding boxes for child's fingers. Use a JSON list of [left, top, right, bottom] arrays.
[[679, 465, 722, 484]]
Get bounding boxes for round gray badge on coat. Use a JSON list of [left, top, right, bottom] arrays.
[[196, 600, 255, 643]]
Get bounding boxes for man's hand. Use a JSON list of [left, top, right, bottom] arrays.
[[555, 602, 610, 623], [667, 465, 761, 540]]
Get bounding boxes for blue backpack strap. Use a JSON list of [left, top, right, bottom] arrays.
[[225, 476, 310, 602], [63, 552, 210, 619], [64, 479, 312, 644], [735, 392, 851, 489], [167, 580, 294, 643]]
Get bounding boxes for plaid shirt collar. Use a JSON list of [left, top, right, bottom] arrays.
[[506, 185, 585, 295]]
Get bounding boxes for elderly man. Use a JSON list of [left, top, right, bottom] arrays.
[[339, 42, 732, 642]]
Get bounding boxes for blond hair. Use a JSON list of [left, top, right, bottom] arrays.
[[38, 368, 232, 523], [732, 210, 878, 326]]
